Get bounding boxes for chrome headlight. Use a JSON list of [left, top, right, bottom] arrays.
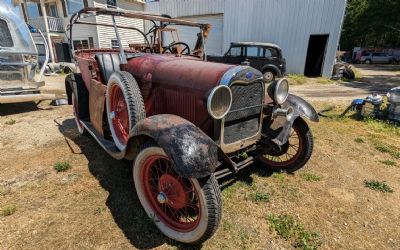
[[267, 78, 289, 104], [207, 85, 232, 119]]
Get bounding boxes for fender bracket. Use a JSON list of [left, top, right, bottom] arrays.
[[282, 94, 319, 122]]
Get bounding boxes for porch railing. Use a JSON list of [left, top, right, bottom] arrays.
[[28, 16, 64, 33]]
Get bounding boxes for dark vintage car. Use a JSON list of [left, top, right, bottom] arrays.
[[208, 42, 286, 82], [65, 8, 318, 244]]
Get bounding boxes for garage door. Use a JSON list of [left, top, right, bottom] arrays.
[[164, 14, 223, 56]]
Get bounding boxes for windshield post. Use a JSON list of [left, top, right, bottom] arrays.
[[112, 15, 127, 64], [202, 29, 207, 61]]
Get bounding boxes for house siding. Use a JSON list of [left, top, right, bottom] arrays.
[[66, 0, 98, 48], [144, 0, 224, 17], [93, 0, 144, 49]]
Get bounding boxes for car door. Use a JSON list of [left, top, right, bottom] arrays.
[[373, 53, 384, 63], [245, 46, 265, 71], [224, 46, 245, 65]]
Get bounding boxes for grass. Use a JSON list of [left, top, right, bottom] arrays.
[[250, 191, 271, 203], [287, 74, 308, 85], [364, 180, 394, 193], [315, 77, 335, 84], [287, 74, 337, 85], [1, 205, 17, 216], [380, 160, 397, 167], [272, 172, 286, 181], [364, 118, 400, 137], [5, 119, 16, 125], [374, 142, 400, 159], [268, 214, 322, 250], [53, 161, 71, 172], [354, 137, 365, 143], [301, 173, 321, 182]]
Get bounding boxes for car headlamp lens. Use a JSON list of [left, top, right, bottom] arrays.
[[207, 85, 232, 119], [267, 78, 289, 104]]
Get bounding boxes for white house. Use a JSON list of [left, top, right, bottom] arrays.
[[145, 0, 347, 77], [13, 0, 145, 62]]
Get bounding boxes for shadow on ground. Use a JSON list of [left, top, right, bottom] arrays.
[[341, 74, 400, 94], [58, 118, 166, 249], [57, 118, 209, 249], [354, 64, 400, 72], [0, 102, 41, 116]]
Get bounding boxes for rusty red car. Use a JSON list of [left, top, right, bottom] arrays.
[[65, 8, 318, 244]]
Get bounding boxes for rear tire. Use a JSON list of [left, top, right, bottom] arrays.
[[106, 71, 145, 151], [65, 74, 87, 135], [364, 59, 371, 64], [133, 146, 222, 244]]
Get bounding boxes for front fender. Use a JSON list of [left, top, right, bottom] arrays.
[[129, 114, 218, 179], [282, 94, 319, 122], [267, 94, 318, 146]]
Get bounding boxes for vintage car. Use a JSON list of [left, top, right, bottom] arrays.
[[65, 8, 318, 244], [208, 42, 286, 82], [0, 2, 53, 104]]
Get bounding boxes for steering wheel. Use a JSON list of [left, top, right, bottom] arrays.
[[162, 42, 190, 55]]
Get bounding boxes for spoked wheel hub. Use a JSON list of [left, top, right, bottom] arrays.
[[109, 84, 129, 145], [142, 155, 201, 232], [262, 126, 303, 167]]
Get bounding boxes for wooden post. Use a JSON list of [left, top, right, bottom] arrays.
[[40, 0, 55, 63]]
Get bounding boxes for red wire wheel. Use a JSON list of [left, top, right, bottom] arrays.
[[106, 71, 145, 151], [260, 118, 314, 172], [133, 146, 222, 244], [109, 84, 130, 147], [141, 155, 201, 232]]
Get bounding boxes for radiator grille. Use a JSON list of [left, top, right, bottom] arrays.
[[223, 81, 264, 144]]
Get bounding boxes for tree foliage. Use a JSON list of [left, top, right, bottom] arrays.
[[340, 0, 400, 50]]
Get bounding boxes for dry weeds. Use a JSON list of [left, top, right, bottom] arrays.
[[0, 100, 399, 249]]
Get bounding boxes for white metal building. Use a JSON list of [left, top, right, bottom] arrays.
[[145, 0, 347, 77]]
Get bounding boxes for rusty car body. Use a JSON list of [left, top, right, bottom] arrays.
[[65, 7, 318, 244]]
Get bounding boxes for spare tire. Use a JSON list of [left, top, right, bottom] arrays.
[[106, 71, 146, 151]]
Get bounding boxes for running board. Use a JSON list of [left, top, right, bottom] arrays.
[[81, 120, 126, 160]]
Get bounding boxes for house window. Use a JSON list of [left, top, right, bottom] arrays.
[[73, 39, 89, 50], [107, 0, 117, 8], [26, 2, 41, 18], [65, 0, 84, 15], [88, 37, 94, 48], [111, 39, 119, 49]]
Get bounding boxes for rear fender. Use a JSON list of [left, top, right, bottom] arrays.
[[127, 114, 219, 179]]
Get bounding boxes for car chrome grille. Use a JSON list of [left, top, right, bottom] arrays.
[[223, 81, 264, 144]]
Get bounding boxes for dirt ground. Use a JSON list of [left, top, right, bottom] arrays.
[[0, 66, 399, 249], [291, 64, 400, 101]]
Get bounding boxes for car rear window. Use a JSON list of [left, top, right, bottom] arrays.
[[0, 19, 13, 47]]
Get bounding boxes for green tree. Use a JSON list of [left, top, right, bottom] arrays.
[[341, 0, 400, 50]]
